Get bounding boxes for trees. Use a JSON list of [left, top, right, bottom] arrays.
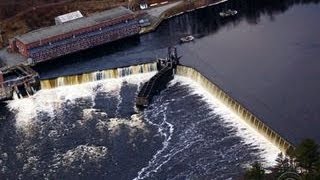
[[244, 139, 320, 179], [269, 152, 298, 179], [273, 153, 293, 175], [293, 138, 319, 173], [244, 161, 265, 180]]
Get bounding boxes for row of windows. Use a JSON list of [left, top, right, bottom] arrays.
[[31, 27, 139, 61], [27, 16, 135, 49], [30, 24, 139, 57], [29, 21, 139, 53]]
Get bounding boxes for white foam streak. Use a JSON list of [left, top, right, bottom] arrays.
[[134, 105, 175, 180], [172, 76, 280, 166]]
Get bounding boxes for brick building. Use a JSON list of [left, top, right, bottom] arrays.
[[9, 7, 140, 64]]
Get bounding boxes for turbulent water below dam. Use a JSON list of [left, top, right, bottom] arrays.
[[0, 70, 279, 179]]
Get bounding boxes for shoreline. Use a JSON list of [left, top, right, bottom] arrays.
[[139, 0, 228, 34]]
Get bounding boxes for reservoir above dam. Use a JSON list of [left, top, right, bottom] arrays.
[[1, 0, 320, 179]]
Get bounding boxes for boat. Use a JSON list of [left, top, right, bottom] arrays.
[[219, 9, 238, 17], [180, 35, 194, 43]]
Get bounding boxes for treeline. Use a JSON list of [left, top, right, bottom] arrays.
[[0, 0, 64, 20], [245, 139, 320, 179]]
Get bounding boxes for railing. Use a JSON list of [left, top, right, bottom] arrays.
[[0, 65, 39, 88]]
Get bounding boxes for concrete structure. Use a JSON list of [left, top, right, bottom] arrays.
[[0, 65, 40, 101], [9, 6, 140, 64], [55, 11, 83, 25], [0, 70, 8, 99], [176, 66, 294, 153]]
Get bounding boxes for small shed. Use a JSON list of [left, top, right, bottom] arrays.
[[54, 11, 83, 25]]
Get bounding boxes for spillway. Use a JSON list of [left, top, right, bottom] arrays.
[[38, 60, 290, 155], [40, 63, 157, 89], [39, 58, 292, 155], [176, 65, 293, 153], [2, 65, 280, 179]]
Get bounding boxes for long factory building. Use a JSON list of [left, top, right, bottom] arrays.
[[9, 7, 140, 64]]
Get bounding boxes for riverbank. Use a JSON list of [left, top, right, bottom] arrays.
[[139, 0, 228, 34]]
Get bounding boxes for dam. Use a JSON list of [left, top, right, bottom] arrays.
[[0, 0, 320, 179]]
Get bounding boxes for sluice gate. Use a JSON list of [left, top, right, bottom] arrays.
[[136, 47, 180, 108], [0, 65, 40, 101]]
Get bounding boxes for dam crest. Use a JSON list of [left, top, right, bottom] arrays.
[[40, 63, 157, 89]]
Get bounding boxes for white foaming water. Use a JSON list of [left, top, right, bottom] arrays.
[[7, 72, 156, 132], [51, 145, 108, 168], [115, 84, 123, 117], [171, 76, 280, 166], [108, 114, 147, 136]]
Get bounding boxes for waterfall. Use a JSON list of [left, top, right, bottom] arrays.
[[12, 91, 19, 100], [176, 65, 294, 154], [40, 63, 157, 89]]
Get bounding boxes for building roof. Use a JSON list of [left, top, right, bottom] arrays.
[[55, 10, 83, 24], [16, 6, 134, 45]]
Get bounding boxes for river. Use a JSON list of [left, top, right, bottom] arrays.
[[1, 0, 320, 179]]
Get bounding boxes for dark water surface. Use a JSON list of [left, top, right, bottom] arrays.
[[1, 0, 320, 179]]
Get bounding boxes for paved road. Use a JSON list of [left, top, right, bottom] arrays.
[[145, 1, 183, 17], [0, 49, 26, 69]]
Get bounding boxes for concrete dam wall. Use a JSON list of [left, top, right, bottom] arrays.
[[40, 63, 157, 89], [38, 61, 293, 154], [176, 65, 294, 154]]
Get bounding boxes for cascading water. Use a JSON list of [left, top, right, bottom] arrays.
[[40, 63, 157, 89], [175, 65, 291, 153], [1, 66, 281, 179]]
